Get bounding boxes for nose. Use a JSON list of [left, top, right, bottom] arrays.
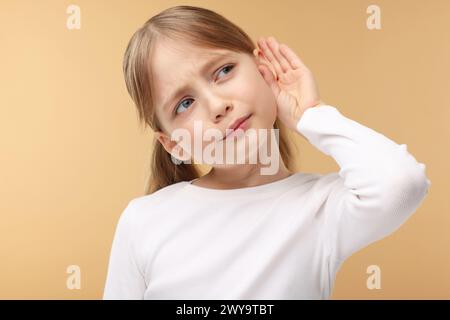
[[214, 105, 233, 122], [204, 90, 233, 123]]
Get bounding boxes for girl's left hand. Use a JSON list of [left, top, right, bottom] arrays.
[[254, 37, 324, 132]]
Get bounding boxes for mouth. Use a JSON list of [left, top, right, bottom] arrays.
[[222, 113, 252, 140]]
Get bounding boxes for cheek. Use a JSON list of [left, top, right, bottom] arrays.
[[246, 72, 278, 124], [183, 125, 211, 152], [234, 70, 277, 109]]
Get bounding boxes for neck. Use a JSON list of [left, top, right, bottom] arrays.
[[192, 125, 293, 189], [200, 155, 292, 189]]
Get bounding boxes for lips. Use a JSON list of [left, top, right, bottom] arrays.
[[222, 113, 252, 140]]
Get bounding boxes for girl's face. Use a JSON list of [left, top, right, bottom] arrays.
[[151, 38, 278, 165]]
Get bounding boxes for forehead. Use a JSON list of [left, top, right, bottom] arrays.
[[150, 39, 234, 80], [150, 39, 238, 106]]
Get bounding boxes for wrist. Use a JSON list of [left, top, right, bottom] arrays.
[[295, 100, 324, 124]]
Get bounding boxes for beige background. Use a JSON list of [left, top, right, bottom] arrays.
[[0, 0, 448, 299]]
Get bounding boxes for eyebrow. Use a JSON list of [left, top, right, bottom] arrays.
[[161, 54, 231, 112]]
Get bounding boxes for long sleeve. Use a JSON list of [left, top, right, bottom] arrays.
[[103, 200, 146, 299], [296, 105, 431, 270]]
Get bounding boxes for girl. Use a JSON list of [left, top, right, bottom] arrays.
[[103, 5, 430, 299]]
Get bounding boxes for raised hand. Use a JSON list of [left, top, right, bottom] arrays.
[[254, 36, 324, 131]]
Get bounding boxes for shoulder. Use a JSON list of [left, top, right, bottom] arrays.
[[130, 181, 187, 207], [294, 171, 347, 205], [122, 181, 188, 221], [294, 171, 342, 190], [275, 172, 342, 205]]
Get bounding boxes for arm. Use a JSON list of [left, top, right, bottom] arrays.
[[255, 36, 430, 268], [103, 200, 146, 299], [296, 105, 431, 267]]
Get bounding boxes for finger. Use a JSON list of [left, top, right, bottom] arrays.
[[255, 48, 278, 80], [257, 37, 283, 80], [258, 63, 273, 83], [279, 43, 307, 70], [266, 37, 291, 73]]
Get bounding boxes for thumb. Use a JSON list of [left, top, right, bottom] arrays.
[[258, 64, 280, 97]]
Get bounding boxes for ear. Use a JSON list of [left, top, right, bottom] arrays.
[[154, 130, 191, 162], [253, 48, 277, 81]]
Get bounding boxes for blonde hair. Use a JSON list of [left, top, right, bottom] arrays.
[[123, 5, 296, 194]]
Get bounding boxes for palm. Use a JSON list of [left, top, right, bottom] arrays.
[[255, 37, 323, 131]]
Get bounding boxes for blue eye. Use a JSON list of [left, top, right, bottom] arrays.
[[175, 98, 194, 115], [174, 64, 235, 116], [217, 64, 234, 78]]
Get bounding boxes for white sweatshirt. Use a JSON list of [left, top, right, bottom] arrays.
[[103, 105, 430, 300]]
